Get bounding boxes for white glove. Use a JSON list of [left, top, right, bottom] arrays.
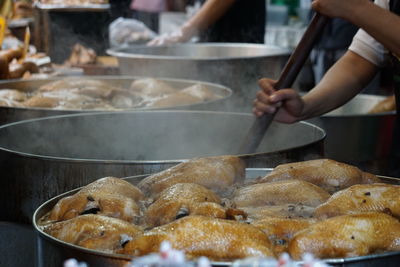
[[147, 24, 197, 46]]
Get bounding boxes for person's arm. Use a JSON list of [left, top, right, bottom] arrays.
[[301, 50, 378, 118], [148, 0, 236, 45], [182, 0, 235, 34], [313, 0, 400, 57], [253, 51, 378, 122]]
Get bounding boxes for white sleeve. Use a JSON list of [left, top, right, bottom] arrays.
[[348, 0, 389, 67]]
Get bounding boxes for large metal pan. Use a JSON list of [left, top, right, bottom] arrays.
[[107, 43, 291, 112], [0, 76, 232, 125], [308, 94, 396, 175], [0, 110, 324, 224], [33, 169, 400, 267]]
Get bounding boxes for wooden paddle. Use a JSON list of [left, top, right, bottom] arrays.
[[239, 13, 330, 154]]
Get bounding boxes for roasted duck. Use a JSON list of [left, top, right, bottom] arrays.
[[258, 159, 380, 193], [43, 214, 142, 253], [314, 183, 400, 218], [252, 217, 317, 254], [48, 177, 144, 223], [137, 155, 245, 196], [120, 215, 274, 260], [241, 204, 315, 220], [288, 212, 400, 259], [232, 179, 330, 207], [368, 95, 396, 113], [145, 183, 226, 227]]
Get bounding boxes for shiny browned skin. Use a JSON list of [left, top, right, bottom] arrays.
[[145, 183, 226, 227], [38, 79, 115, 99], [368, 95, 396, 113], [232, 180, 330, 207], [129, 78, 177, 97], [49, 177, 144, 223], [288, 212, 400, 260], [23, 95, 60, 108], [258, 159, 380, 193], [314, 183, 400, 219], [121, 215, 274, 260], [242, 204, 316, 220], [252, 217, 317, 255], [43, 214, 143, 253], [137, 155, 246, 196]]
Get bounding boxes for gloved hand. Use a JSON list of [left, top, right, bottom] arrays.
[[147, 23, 197, 46]]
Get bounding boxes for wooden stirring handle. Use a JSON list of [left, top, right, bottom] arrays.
[[239, 13, 330, 154]]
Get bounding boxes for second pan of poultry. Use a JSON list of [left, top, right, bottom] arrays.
[[36, 156, 400, 262]]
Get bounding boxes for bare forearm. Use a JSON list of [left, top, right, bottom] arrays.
[[313, 0, 400, 57], [301, 51, 378, 119], [347, 1, 400, 57], [185, 0, 236, 31]]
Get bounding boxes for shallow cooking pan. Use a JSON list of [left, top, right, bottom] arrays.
[[0, 111, 325, 224], [0, 76, 232, 125], [308, 94, 396, 174], [108, 43, 291, 111], [33, 169, 400, 267]]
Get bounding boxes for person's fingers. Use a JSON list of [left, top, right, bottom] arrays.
[[253, 99, 277, 114], [252, 107, 264, 117], [269, 89, 299, 103], [255, 90, 282, 109], [147, 37, 162, 46], [258, 78, 277, 95]]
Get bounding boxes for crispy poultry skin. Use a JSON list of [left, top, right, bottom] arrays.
[[48, 177, 144, 223], [43, 214, 143, 253], [252, 217, 317, 255], [38, 79, 116, 99], [314, 183, 400, 219], [148, 92, 202, 108], [120, 215, 274, 260], [232, 180, 330, 208], [257, 159, 380, 193], [137, 155, 245, 196], [129, 78, 177, 97], [288, 212, 400, 260], [368, 95, 396, 113], [0, 89, 27, 101], [145, 183, 226, 227], [241, 204, 315, 220]]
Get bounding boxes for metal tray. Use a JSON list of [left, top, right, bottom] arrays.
[[33, 168, 400, 266], [34, 2, 110, 11]]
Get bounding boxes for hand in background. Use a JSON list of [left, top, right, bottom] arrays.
[[147, 23, 197, 46]]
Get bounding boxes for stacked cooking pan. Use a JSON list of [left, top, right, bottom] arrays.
[[0, 43, 397, 266]]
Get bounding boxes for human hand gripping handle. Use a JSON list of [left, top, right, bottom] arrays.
[[238, 13, 330, 154]]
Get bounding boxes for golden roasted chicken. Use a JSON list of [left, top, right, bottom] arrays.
[[252, 217, 317, 255], [241, 204, 315, 220], [120, 215, 274, 260], [314, 183, 400, 218], [48, 177, 144, 223], [0, 78, 222, 110], [137, 155, 245, 196], [43, 214, 142, 253], [258, 159, 380, 193], [145, 183, 228, 227], [232, 179, 330, 207], [288, 212, 400, 259], [39, 156, 400, 262]]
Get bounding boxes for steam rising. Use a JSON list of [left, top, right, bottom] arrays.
[[109, 44, 290, 113], [0, 111, 324, 162]]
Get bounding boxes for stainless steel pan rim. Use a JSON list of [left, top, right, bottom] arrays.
[[107, 43, 291, 61], [0, 110, 326, 163], [33, 171, 400, 266], [0, 76, 232, 112]]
